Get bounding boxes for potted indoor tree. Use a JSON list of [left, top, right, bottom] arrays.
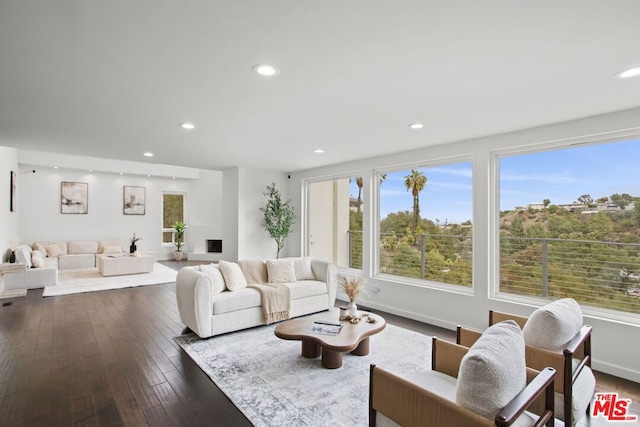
[[173, 221, 187, 261], [259, 183, 295, 258]]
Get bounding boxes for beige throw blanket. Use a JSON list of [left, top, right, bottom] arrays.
[[248, 283, 291, 324]]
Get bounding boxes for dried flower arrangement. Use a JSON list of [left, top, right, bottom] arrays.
[[338, 275, 364, 303]]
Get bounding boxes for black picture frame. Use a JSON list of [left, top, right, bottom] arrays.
[[9, 170, 16, 212]]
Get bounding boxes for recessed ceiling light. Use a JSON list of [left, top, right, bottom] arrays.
[[147, 174, 151, 178], [53, 166, 59, 169], [180, 122, 195, 130], [313, 149, 326, 154], [88, 169, 93, 173], [408, 123, 424, 130], [172, 176, 176, 180], [616, 67, 640, 79], [143, 152, 154, 157], [252, 64, 280, 77], [120, 172, 124, 175]]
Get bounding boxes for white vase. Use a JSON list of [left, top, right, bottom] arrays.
[[348, 301, 358, 317]]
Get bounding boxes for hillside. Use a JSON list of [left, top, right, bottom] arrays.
[[499, 205, 640, 243]]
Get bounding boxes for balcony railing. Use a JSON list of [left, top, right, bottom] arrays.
[[500, 236, 640, 314], [348, 230, 473, 286], [347, 231, 640, 315]]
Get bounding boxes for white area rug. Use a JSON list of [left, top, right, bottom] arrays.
[[43, 263, 178, 296], [175, 319, 432, 427]]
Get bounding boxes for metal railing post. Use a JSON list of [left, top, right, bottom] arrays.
[[541, 239, 548, 297], [347, 231, 352, 269], [420, 234, 426, 279]]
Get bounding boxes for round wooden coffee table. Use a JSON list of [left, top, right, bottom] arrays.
[[274, 311, 386, 369]]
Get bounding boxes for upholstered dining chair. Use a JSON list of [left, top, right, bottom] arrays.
[[457, 298, 595, 427], [370, 320, 557, 427]]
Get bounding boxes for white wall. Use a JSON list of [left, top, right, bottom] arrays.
[[222, 168, 240, 260], [14, 150, 222, 261], [239, 167, 289, 260], [223, 167, 290, 261], [289, 106, 640, 383], [187, 169, 224, 261], [0, 146, 19, 262]]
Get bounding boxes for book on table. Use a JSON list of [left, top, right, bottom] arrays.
[[309, 320, 344, 336]]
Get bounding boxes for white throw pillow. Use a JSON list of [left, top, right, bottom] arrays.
[[291, 257, 315, 280], [456, 320, 527, 420], [199, 263, 226, 295], [218, 260, 247, 291], [31, 250, 44, 268], [101, 245, 123, 254], [266, 258, 297, 283], [14, 245, 33, 268], [522, 298, 583, 352], [33, 242, 48, 256], [44, 243, 64, 257]]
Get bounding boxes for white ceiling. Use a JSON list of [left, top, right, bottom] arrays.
[[1, 1, 639, 172]]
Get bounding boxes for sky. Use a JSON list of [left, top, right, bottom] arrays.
[[349, 138, 640, 225]]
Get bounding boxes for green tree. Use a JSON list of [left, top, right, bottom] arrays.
[[577, 194, 593, 207], [611, 193, 634, 210], [634, 198, 640, 226], [355, 177, 363, 213], [546, 216, 573, 237], [380, 211, 415, 234], [403, 169, 427, 234], [259, 183, 296, 258], [587, 212, 613, 240], [509, 217, 525, 237]]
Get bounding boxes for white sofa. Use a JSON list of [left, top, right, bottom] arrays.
[[5, 240, 130, 290], [30, 240, 129, 269], [176, 257, 337, 338]]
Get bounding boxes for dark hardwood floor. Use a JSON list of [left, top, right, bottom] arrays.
[[0, 261, 638, 426]]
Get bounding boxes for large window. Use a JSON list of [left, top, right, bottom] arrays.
[[498, 138, 640, 314], [163, 193, 185, 245], [307, 177, 363, 269], [377, 162, 473, 287]]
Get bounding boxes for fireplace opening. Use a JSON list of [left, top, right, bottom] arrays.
[[207, 239, 222, 253]]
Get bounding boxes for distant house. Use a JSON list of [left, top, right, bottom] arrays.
[[557, 202, 587, 212], [349, 197, 362, 212]]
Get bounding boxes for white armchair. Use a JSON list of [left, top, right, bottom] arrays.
[[370, 321, 557, 427], [457, 298, 595, 427]]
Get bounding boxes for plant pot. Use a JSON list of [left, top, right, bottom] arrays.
[[174, 251, 184, 261], [130, 243, 137, 254]]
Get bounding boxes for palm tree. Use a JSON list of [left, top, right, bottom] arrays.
[[355, 177, 363, 212], [404, 169, 427, 234]]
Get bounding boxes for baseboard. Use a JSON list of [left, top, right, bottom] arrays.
[[0, 288, 27, 299], [187, 252, 220, 262], [592, 360, 640, 384], [337, 297, 459, 332]]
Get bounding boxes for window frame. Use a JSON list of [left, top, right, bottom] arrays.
[[303, 172, 365, 273], [372, 154, 475, 293], [490, 133, 640, 324], [161, 191, 187, 248]]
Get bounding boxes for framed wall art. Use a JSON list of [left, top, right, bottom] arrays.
[[9, 170, 16, 212], [61, 181, 88, 214], [123, 186, 146, 215]]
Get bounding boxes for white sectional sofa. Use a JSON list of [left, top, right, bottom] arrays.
[[5, 239, 129, 290], [31, 240, 128, 269], [176, 257, 337, 338]]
